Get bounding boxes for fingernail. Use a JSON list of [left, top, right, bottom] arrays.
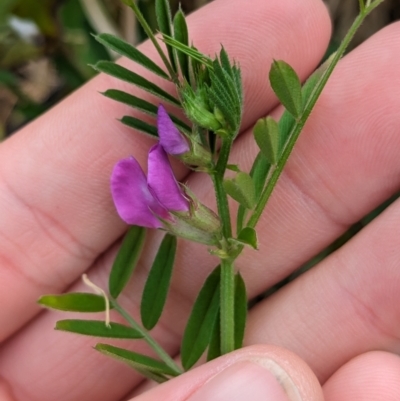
[[187, 359, 301, 401]]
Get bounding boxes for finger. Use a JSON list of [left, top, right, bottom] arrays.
[[132, 345, 323, 401], [245, 196, 400, 382], [323, 351, 400, 401], [0, 0, 330, 340]]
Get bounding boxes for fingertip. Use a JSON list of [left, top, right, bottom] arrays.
[[132, 345, 323, 401], [323, 351, 400, 401]]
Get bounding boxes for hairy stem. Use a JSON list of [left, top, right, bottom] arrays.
[[220, 259, 235, 354], [212, 138, 233, 239]]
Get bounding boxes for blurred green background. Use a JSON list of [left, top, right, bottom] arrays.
[[0, 0, 399, 139]]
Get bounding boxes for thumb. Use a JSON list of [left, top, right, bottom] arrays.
[[131, 345, 324, 401]]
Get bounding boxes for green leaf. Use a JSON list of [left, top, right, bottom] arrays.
[[120, 116, 158, 137], [251, 153, 271, 201], [162, 35, 213, 68], [237, 227, 258, 249], [92, 61, 180, 106], [234, 273, 247, 349], [226, 164, 241, 172], [278, 110, 296, 151], [173, 9, 190, 81], [95, 343, 178, 377], [155, 0, 176, 72], [109, 226, 146, 299], [224, 172, 256, 209], [133, 367, 169, 383], [269, 60, 303, 119], [38, 293, 109, 313], [181, 266, 221, 370], [278, 63, 326, 151], [209, 56, 242, 133], [207, 310, 221, 362], [55, 320, 143, 339], [141, 234, 177, 330], [94, 33, 169, 80], [253, 117, 280, 164], [236, 153, 270, 233], [103, 89, 191, 134], [207, 273, 247, 360]]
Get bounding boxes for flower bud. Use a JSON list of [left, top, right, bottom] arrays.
[[162, 190, 222, 245], [182, 87, 222, 132]]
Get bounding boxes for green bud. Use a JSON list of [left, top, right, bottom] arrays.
[[182, 87, 222, 132], [161, 217, 220, 246], [161, 189, 222, 245]]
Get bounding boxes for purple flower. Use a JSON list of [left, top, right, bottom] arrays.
[[157, 104, 190, 155], [111, 143, 189, 228]]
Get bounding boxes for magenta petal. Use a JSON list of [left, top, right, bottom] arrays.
[[147, 144, 189, 212], [157, 104, 190, 155], [111, 157, 168, 228]]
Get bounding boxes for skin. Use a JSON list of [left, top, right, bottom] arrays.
[[0, 0, 400, 400]]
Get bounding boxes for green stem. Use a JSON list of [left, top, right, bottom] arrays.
[[123, 0, 178, 83], [211, 138, 236, 355], [110, 298, 183, 375], [246, 8, 374, 232], [220, 259, 235, 354], [212, 138, 233, 239], [367, 0, 386, 12]]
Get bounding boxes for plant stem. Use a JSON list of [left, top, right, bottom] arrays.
[[211, 137, 236, 354], [110, 298, 183, 375], [246, 8, 373, 233], [220, 258, 235, 354], [123, 0, 178, 83], [212, 138, 233, 239]]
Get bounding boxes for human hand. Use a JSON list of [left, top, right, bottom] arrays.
[[0, 0, 400, 400]]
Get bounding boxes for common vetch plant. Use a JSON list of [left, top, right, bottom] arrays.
[[39, 0, 386, 383]]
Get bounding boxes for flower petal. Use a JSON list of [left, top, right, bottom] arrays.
[[111, 157, 168, 228], [147, 144, 189, 212], [157, 104, 190, 155]]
